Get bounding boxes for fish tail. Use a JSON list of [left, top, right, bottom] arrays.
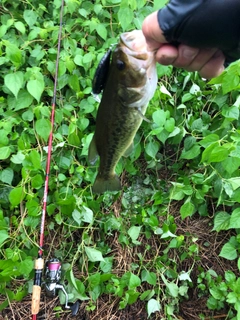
[[92, 174, 121, 193]]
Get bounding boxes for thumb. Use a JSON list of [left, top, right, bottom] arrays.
[[142, 11, 167, 51]]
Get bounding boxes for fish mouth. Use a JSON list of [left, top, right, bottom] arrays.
[[119, 30, 156, 70], [120, 30, 150, 60]]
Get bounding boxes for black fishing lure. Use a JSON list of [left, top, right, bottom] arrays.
[[92, 48, 112, 95]]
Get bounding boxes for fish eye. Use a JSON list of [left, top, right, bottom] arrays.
[[116, 59, 125, 70]]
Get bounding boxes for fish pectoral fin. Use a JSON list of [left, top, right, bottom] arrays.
[[88, 135, 99, 165], [136, 107, 152, 123], [123, 142, 134, 157]]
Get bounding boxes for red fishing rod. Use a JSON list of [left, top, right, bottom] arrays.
[[31, 1, 65, 318]]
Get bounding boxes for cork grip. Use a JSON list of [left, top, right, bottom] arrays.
[[31, 285, 41, 314]]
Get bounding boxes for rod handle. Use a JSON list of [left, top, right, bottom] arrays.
[[31, 285, 41, 315]]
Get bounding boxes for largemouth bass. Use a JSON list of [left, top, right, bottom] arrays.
[[88, 30, 157, 193]]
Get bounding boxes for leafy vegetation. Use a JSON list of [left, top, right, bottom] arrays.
[[0, 0, 240, 319]]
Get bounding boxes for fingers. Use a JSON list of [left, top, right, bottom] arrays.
[[142, 11, 167, 51], [198, 50, 225, 78], [142, 11, 225, 78], [155, 44, 225, 78]]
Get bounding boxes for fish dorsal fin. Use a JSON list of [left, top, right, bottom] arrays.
[[92, 49, 112, 95]]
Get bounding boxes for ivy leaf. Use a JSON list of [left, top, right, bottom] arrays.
[[180, 145, 201, 160], [118, 7, 134, 31], [129, 273, 141, 289], [3, 41, 23, 68], [213, 211, 231, 232], [128, 226, 141, 243], [229, 208, 240, 229], [147, 299, 161, 318], [35, 118, 52, 142], [68, 74, 80, 93], [152, 109, 166, 127], [8, 90, 33, 111], [0, 146, 11, 160], [85, 247, 105, 262], [141, 270, 157, 286], [23, 10, 38, 27], [4, 72, 24, 98], [27, 78, 45, 102], [96, 24, 107, 40], [0, 168, 14, 185], [9, 187, 25, 207], [201, 142, 229, 163], [14, 21, 26, 34], [180, 202, 195, 219], [145, 139, 159, 159], [219, 242, 237, 260], [0, 230, 9, 246]]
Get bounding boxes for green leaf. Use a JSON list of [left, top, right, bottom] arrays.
[[180, 144, 200, 160], [4, 72, 24, 98], [27, 78, 45, 102], [0, 230, 9, 246], [9, 90, 33, 111], [178, 271, 192, 282], [0, 146, 11, 160], [167, 282, 179, 297], [35, 118, 52, 142], [23, 10, 38, 27], [118, 7, 134, 31], [83, 52, 94, 64], [237, 257, 240, 272], [14, 21, 26, 34], [199, 134, 219, 148], [164, 118, 175, 132], [222, 105, 239, 120], [128, 226, 141, 242], [3, 41, 23, 67], [81, 206, 94, 224], [9, 187, 25, 207], [222, 73, 239, 94], [152, 109, 166, 127], [219, 242, 237, 260], [85, 247, 105, 262], [145, 139, 159, 159], [31, 174, 43, 189], [141, 270, 157, 285], [201, 142, 229, 163], [18, 258, 34, 275], [229, 208, 240, 229], [11, 152, 25, 164], [29, 150, 42, 169], [0, 168, 14, 185], [68, 74, 80, 92], [213, 211, 231, 231], [129, 273, 141, 289], [180, 202, 195, 219], [147, 299, 161, 317], [96, 24, 107, 40], [227, 177, 240, 191]]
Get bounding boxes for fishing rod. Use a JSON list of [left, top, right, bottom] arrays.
[[31, 0, 65, 318]]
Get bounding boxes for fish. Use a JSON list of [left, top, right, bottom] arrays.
[[88, 30, 158, 193]]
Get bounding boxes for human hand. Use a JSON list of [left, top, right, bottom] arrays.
[[142, 12, 225, 79]]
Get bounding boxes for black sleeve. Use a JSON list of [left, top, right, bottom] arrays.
[[157, 0, 240, 63]]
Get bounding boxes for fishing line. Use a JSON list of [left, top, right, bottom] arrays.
[[31, 0, 65, 318]]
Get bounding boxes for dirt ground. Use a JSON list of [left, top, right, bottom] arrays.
[[1, 205, 236, 320]]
